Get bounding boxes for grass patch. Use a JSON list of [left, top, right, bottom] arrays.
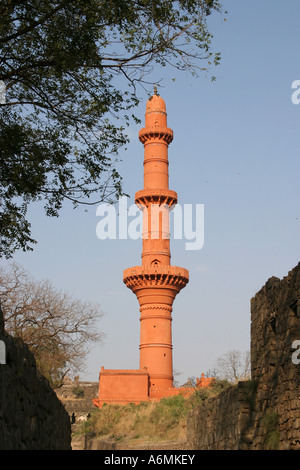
[[79, 379, 232, 444]]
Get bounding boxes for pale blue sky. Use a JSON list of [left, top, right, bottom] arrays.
[[3, 0, 300, 384]]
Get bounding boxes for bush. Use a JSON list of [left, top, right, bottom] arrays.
[[72, 386, 85, 399], [148, 395, 189, 435]]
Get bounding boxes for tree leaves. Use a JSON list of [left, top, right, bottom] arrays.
[[0, 0, 223, 257]]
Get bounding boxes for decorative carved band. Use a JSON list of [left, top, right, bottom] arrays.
[[139, 126, 173, 145], [139, 343, 173, 349], [135, 189, 177, 208], [123, 271, 189, 290], [135, 195, 177, 209], [141, 252, 171, 259], [140, 305, 173, 312], [143, 157, 169, 165]]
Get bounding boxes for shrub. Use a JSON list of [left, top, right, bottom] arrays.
[[72, 386, 85, 399]]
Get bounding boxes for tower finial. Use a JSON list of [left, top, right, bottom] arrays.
[[154, 85, 158, 95]]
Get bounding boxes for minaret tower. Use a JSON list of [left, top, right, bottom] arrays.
[[123, 91, 189, 392]]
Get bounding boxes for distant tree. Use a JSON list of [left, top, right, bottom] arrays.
[[0, 263, 105, 387], [0, 0, 224, 258], [173, 369, 182, 387], [214, 349, 251, 384], [181, 376, 197, 388]]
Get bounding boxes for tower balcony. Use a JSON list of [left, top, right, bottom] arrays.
[[123, 265, 189, 292], [138, 126, 173, 145], [135, 189, 178, 208]]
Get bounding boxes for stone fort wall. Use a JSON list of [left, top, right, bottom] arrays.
[[0, 306, 71, 450], [54, 377, 98, 424], [188, 262, 300, 450]]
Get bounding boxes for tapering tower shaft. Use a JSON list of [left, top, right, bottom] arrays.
[[123, 93, 188, 391], [136, 96, 177, 267]]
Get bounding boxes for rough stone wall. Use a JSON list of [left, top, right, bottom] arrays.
[[187, 381, 255, 450], [250, 262, 300, 450], [0, 306, 71, 450], [188, 261, 300, 450]]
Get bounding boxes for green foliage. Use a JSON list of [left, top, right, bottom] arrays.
[[87, 404, 131, 437], [72, 386, 85, 399], [261, 412, 280, 450], [148, 395, 190, 434], [0, 0, 224, 258], [186, 378, 232, 408], [190, 388, 210, 405]]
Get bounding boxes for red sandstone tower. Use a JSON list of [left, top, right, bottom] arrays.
[[123, 92, 189, 391], [93, 92, 189, 407]]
